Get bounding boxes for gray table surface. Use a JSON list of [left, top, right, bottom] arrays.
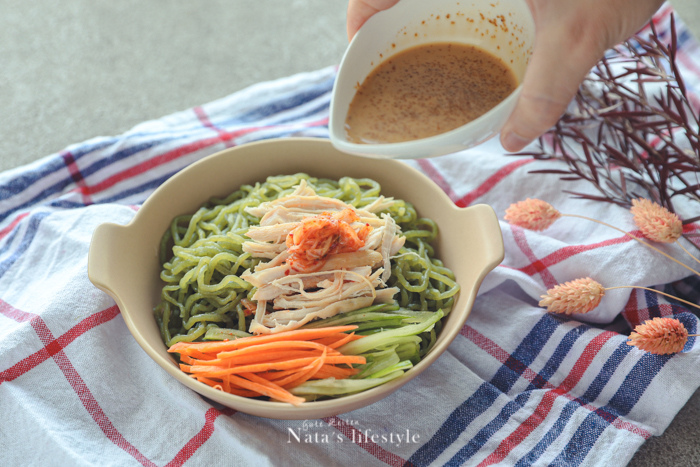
[[2, 1, 699, 465]]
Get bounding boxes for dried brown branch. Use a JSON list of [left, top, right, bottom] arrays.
[[514, 14, 700, 229]]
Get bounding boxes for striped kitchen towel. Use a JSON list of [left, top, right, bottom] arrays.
[[1, 4, 699, 466]]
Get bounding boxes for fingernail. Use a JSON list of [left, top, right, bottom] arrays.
[[501, 131, 531, 152]]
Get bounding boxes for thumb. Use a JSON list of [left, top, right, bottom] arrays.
[[500, 26, 604, 152]]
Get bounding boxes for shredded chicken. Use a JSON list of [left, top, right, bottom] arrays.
[[241, 180, 405, 334]]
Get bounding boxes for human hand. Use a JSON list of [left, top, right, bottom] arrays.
[[346, 0, 400, 40], [499, 0, 664, 152], [345, 0, 665, 152]]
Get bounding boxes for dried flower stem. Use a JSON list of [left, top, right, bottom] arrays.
[[605, 285, 700, 312], [677, 241, 700, 266], [561, 213, 700, 277], [513, 16, 700, 252]]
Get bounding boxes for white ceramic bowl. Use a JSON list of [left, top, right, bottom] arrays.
[[87, 138, 504, 419], [329, 0, 535, 159]]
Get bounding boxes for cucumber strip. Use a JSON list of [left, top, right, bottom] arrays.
[[290, 371, 405, 396], [338, 309, 444, 355]]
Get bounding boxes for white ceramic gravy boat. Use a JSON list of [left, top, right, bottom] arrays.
[[329, 0, 535, 159]]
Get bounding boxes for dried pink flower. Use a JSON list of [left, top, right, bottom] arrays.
[[539, 277, 605, 314], [630, 198, 683, 243], [504, 198, 562, 231], [627, 317, 688, 354]]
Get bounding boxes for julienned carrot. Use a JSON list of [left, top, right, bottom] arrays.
[[194, 375, 261, 397], [170, 326, 366, 405], [191, 374, 315, 404], [328, 332, 363, 348], [274, 348, 326, 388], [311, 332, 363, 349], [168, 325, 360, 356], [229, 372, 306, 406], [179, 350, 325, 367], [180, 347, 362, 370], [256, 368, 302, 381], [180, 354, 365, 376], [256, 361, 358, 382], [215, 340, 343, 359], [186, 348, 217, 361], [313, 365, 359, 379]]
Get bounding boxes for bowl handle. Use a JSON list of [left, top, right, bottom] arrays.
[[470, 204, 505, 271], [88, 222, 130, 297]]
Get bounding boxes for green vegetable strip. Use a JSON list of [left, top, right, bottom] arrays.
[[289, 371, 406, 397], [338, 309, 443, 355]]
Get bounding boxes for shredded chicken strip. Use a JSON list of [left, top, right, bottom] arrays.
[[242, 180, 405, 334]]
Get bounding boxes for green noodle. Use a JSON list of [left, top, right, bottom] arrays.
[[154, 173, 460, 348]]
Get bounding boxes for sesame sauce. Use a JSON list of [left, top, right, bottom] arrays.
[[345, 42, 517, 144]]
